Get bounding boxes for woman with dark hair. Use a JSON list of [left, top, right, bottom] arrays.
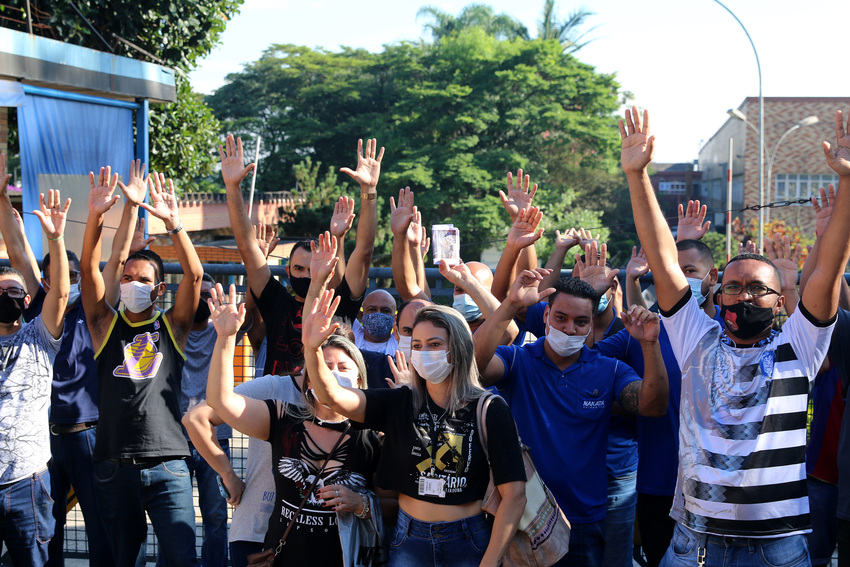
[[205, 284, 384, 566], [304, 290, 527, 567]]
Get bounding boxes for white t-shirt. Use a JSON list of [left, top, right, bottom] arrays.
[[662, 292, 834, 537], [0, 317, 61, 483], [229, 374, 302, 544], [352, 319, 398, 355]]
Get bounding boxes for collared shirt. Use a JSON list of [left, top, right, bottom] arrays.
[[494, 339, 641, 523]]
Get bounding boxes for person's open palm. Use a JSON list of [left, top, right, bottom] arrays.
[[219, 135, 256, 187], [340, 138, 384, 189], [499, 169, 538, 221], [310, 232, 339, 288], [507, 268, 555, 307], [812, 184, 836, 239], [577, 241, 619, 295], [141, 173, 179, 222], [209, 284, 246, 338], [824, 110, 850, 177], [89, 167, 120, 215], [130, 217, 156, 254], [506, 206, 544, 249], [34, 189, 71, 240], [677, 200, 711, 241], [390, 187, 415, 236], [330, 196, 356, 238], [626, 246, 650, 279], [302, 290, 341, 351], [765, 233, 801, 290], [619, 106, 655, 174], [117, 159, 149, 206]]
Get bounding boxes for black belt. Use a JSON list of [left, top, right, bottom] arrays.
[[50, 421, 97, 435], [108, 456, 180, 467]]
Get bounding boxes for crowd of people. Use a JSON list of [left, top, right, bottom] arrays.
[[0, 106, 848, 567]]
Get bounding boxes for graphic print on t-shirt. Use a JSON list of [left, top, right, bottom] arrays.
[[113, 332, 163, 380], [277, 456, 366, 507], [412, 409, 474, 495]]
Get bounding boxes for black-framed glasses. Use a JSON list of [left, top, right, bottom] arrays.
[[720, 284, 780, 298], [0, 287, 26, 299], [68, 271, 81, 284]]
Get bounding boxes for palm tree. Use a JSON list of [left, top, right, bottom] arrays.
[[536, 0, 596, 52], [417, 3, 529, 41]]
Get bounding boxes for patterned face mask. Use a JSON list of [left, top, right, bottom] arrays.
[[362, 312, 395, 338]]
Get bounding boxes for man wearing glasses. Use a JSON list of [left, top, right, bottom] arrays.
[[621, 106, 850, 567]]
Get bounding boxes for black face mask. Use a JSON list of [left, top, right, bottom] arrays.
[[0, 294, 25, 324], [289, 275, 311, 299], [194, 299, 211, 324], [720, 301, 776, 340]]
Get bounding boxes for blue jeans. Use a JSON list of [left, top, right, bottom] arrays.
[[553, 519, 605, 567], [660, 522, 811, 567], [603, 472, 637, 567], [389, 508, 491, 567], [229, 541, 263, 567], [47, 427, 114, 567], [155, 443, 229, 567], [806, 477, 837, 566], [94, 458, 200, 567], [0, 468, 54, 566]]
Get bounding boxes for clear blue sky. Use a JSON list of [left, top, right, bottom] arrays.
[[190, 0, 844, 164]]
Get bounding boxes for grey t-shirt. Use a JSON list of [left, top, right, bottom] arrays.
[[228, 373, 302, 544], [0, 317, 61, 483], [181, 322, 235, 441]]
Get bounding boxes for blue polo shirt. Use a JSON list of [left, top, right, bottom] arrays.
[[494, 338, 641, 523], [595, 307, 723, 496]]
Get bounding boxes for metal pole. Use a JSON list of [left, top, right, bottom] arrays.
[[727, 138, 733, 263], [25, 0, 32, 34], [712, 0, 763, 253], [247, 136, 262, 219]]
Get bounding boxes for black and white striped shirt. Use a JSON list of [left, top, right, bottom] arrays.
[[661, 292, 835, 537]]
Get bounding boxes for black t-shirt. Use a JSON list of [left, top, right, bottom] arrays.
[[253, 276, 364, 376], [358, 387, 525, 505], [264, 400, 380, 565], [828, 309, 850, 520]]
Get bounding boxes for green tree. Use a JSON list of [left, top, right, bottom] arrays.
[[2, 0, 243, 190], [417, 4, 528, 41], [536, 0, 596, 51]]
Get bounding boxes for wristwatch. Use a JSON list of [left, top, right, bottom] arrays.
[[355, 492, 371, 519], [361, 192, 377, 200], [166, 221, 184, 235]]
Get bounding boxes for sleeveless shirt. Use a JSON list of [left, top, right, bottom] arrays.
[[93, 309, 189, 461]]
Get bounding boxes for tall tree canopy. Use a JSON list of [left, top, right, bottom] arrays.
[[208, 28, 622, 261]]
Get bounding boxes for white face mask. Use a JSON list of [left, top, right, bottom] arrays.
[[410, 349, 452, 384], [67, 282, 81, 306], [310, 370, 359, 408], [120, 281, 156, 314], [545, 321, 589, 357], [397, 335, 413, 358]]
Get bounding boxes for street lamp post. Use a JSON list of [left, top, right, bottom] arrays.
[[712, 0, 764, 252]]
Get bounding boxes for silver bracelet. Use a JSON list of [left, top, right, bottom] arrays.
[[355, 492, 370, 519], [167, 221, 184, 235]]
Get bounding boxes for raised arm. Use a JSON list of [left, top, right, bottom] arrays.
[[141, 174, 202, 346], [304, 232, 339, 311], [408, 209, 432, 299], [390, 188, 428, 301], [0, 159, 39, 295], [205, 284, 271, 440], [303, 290, 367, 421], [620, 107, 687, 311], [800, 110, 850, 321], [340, 139, 383, 298], [617, 306, 668, 416], [103, 160, 151, 307], [765, 233, 801, 316], [328, 196, 356, 290], [33, 190, 70, 339], [473, 269, 554, 386], [183, 401, 245, 506], [220, 135, 268, 293], [82, 168, 122, 351], [492, 170, 539, 301], [676, 200, 711, 242], [624, 246, 649, 309]]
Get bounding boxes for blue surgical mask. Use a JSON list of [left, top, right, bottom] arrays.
[[453, 293, 482, 322], [686, 271, 711, 306], [362, 312, 395, 338], [596, 292, 610, 315]]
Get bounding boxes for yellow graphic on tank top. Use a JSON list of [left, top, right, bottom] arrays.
[[416, 431, 464, 473], [113, 332, 163, 380]]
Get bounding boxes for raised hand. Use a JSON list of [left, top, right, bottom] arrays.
[[765, 233, 802, 290], [619, 106, 655, 175], [141, 173, 180, 229], [129, 217, 157, 254], [209, 283, 246, 338], [812, 184, 836, 239], [389, 187, 415, 236], [301, 289, 342, 351], [254, 223, 280, 259], [386, 350, 412, 389], [506, 268, 555, 307], [499, 169, 538, 221], [622, 305, 660, 343], [554, 228, 581, 250], [823, 110, 850, 177], [576, 228, 600, 250], [576, 240, 620, 295], [33, 189, 71, 240], [677, 200, 711, 241], [408, 207, 424, 246], [330, 196, 356, 238], [420, 230, 431, 259], [738, 240, 758, 256], [88, 167, 121, 216], [438, 259, 476, 288], [506, 206, 545, 250], [0, 153, 10, 198], [219, 135, 256, 188], [310, 232, 339, 288], [117, 159, 149, 206], [339, 138, 384, 190], [626, 246, 650, 280]]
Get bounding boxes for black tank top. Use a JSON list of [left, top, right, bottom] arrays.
[[93, 310, 190, 461]]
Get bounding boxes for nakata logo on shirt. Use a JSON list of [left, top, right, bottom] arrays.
[[583, 399, 606, 410], [113, 332, 163, 380]]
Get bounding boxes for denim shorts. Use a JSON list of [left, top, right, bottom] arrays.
[[389, 508, 492, 567]]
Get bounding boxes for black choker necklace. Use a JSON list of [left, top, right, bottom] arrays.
[[313, 416, 350, 431]]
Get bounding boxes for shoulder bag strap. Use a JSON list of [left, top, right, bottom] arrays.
[[476, 393, 497, 462], [272, 422, 352, 555]]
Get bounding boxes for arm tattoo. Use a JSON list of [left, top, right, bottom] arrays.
[[619, 382, 641, 415]]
